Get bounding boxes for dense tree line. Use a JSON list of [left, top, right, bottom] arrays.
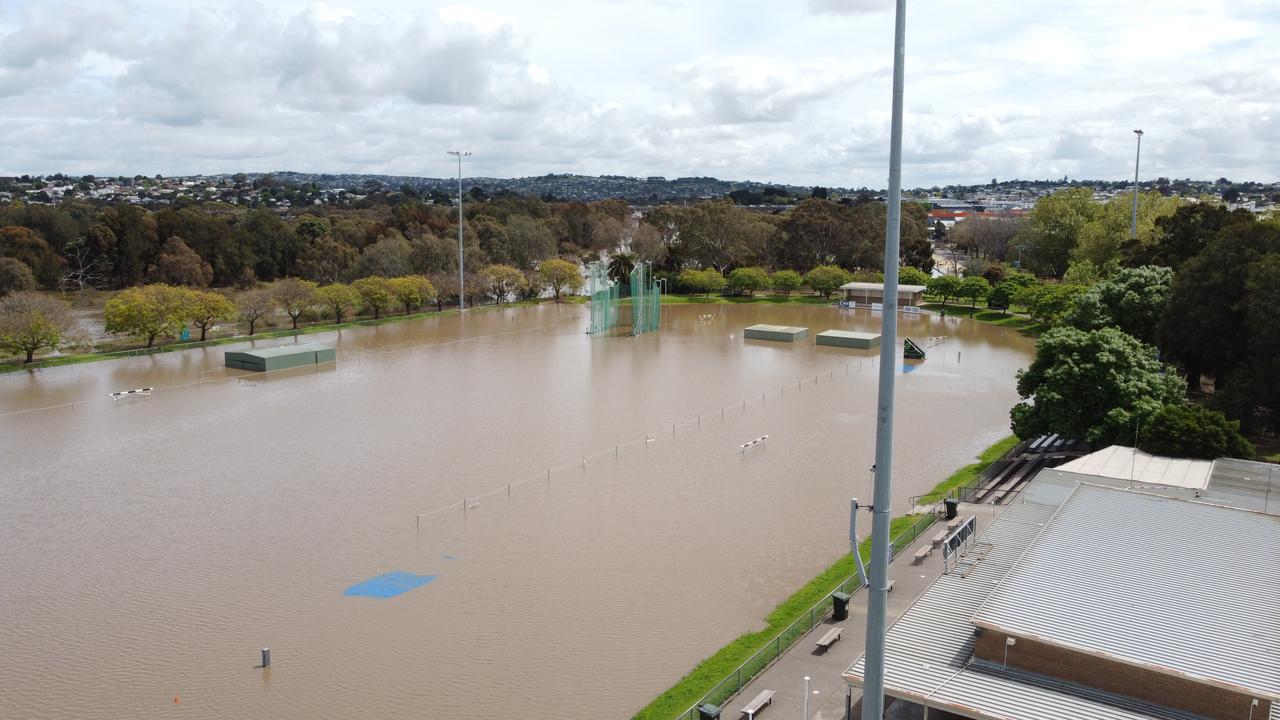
[[0, 195, 933, 303], [962, 194, 1280, 456]]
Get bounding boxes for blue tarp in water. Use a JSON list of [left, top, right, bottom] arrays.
[[345, 571, 437, 599]]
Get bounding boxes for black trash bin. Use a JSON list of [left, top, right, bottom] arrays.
[[831, 591, 851, 621], [944, 498, 959, 520], [698, 703, 722, 720]]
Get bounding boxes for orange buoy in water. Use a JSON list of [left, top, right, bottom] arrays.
[[174, 696, 180, 704]]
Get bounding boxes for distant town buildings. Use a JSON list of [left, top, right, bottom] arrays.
[[0, 172, 1276, 215]]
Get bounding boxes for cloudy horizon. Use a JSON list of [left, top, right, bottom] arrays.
[[2, 0, 1277, 186]]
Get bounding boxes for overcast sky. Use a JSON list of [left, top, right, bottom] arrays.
[[2, 0, 1277, 187]]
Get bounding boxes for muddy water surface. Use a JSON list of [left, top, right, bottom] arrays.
[[0, 303, 1032, 719]]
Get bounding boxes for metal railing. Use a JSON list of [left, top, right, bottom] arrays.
[[675, 514, 939, 719]]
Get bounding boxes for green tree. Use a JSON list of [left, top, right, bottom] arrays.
[[1011, 326, 1184, 445], [502, 215, 556, 269], [898, 266, 931, 286], [1011, 282, 1045, 313], [769, 269, 802, 297], [957, 276, 991, 315], [1065, 265, 1172, 345], [1028, 283, 1087, 325], [185, 289, 235, 341], [678, 267, 726, 296], [607, 252, 638, 294], [726, 267, 770, 296], [1017, 187, 1099, 278], [1071, 191, 1181, 269], [154, 236, 213, 287], [389, 275, 436, 314], [480, 264, 528, 304], [986, 281, 1016, 316], [352, 276, 394, 319], [926, 275, 962, 307], [537, 258, 583, 302], [295, 215, 330, 241], [104, 284, 189, 347], [353, 233, 413, 278], [236, 287, 275, 335], [1123, 203, 1255, 270], [0, 257, 37, 295], [0, 291, 79, 363], [272, 277, 318, 329], [297, 236, 356, 284], [0, 226, 62, 288], [1138, 403, 1255, 460], [1159, 220, 1280, 391], [315, 283, 360, 324], [803, 265, 853, 299]]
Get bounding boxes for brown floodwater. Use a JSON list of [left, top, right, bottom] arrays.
[[0, 303, 1032, 720]]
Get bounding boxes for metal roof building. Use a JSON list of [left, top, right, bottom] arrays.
[[846, 481, 1280, 720]]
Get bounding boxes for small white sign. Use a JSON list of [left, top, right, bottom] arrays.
[[871, 302, 884, 312], [902, 305, 922, 315]]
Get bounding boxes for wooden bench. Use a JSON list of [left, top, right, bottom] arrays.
[[931, 530, 947, 547], [814, 626, 842, 652], [947, 517, 964, 531], [740, 689, 776, 719], [886, 579, 896, 593], [913, 546, 932, 565]]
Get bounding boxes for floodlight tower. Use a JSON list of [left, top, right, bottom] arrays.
[[446, 150, 471, 311], [1130, 130, 1143, 240], [862, 1, 907, 718]]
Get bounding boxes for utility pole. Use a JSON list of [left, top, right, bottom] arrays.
[[862, 1, 907, 718], [446, 150, 471, 311], [1130, 129, 1143, 240]]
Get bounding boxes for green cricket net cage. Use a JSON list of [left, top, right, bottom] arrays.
[[587, 261, 619, 335], [629, 263, 661, 335]]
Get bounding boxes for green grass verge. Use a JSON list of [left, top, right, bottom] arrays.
[[0, 299, 553, 373], [633, 514, 919, 720], [632, 436, 1018, 720], [912, 435, 1021, 505], [921, 299, 1047, 336], [655, 294, 835, 305]]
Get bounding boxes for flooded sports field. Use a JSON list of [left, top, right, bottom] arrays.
[[0, 303, 1033, 720]]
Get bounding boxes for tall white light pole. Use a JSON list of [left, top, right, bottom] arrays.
[[446, 150, 471, 311], [862, 1, 907, 719], [1130, 130, 1143, 240]]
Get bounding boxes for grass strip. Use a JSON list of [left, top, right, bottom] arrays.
[[633, 436, 1018, 720], [0, 300, 553, 373]]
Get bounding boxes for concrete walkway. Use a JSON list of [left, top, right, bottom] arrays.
[[715, 503, 999, 720]]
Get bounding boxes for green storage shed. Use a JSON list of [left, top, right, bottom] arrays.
[[744, 324, 809, 342], [225, 343, 336, 372], [816, 330, 881, 349]]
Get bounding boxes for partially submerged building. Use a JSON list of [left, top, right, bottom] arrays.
[[839, 282, 927, 307], [845, 447, 1280, 720]]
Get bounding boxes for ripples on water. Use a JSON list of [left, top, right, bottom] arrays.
[[0, 304, 1032, 719]]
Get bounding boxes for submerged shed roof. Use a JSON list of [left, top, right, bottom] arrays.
[[234, 342, 333, 359]]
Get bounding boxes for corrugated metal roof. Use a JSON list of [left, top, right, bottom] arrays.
[[973, 485, 1280, 701], [846, 490, 1280, 719], [1055, 446, 1213, 490]]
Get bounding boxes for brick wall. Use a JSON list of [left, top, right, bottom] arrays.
[[973, 629, 1271, 720]]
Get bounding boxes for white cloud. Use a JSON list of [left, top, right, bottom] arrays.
[[0, 0, 1276, 185]]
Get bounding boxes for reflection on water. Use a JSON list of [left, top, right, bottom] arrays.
[[0, 303, 1032, 720]]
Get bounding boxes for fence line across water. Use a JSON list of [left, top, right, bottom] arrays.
[[412, 356, 882, 526]]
